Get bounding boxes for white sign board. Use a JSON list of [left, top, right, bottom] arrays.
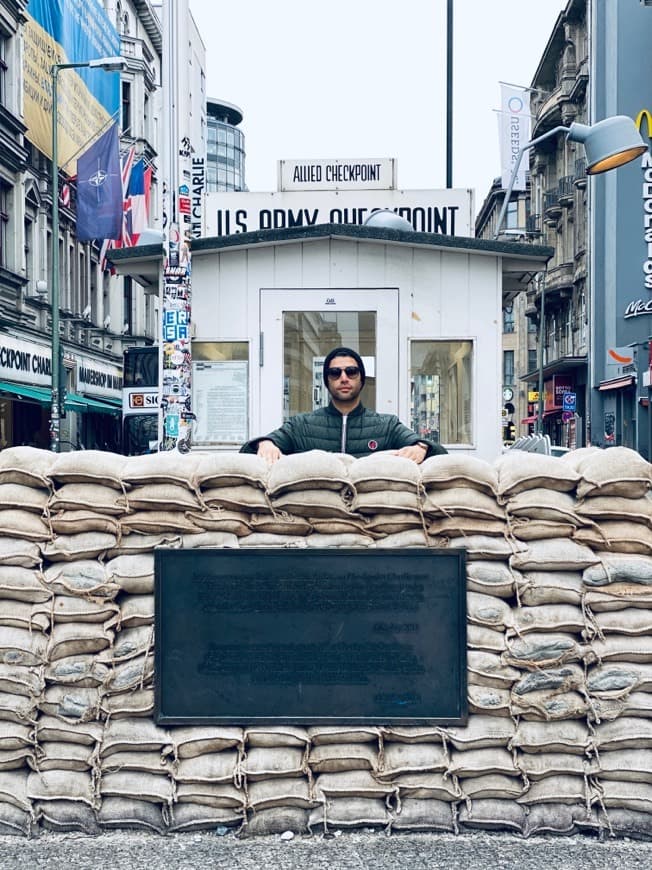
[[193, 360, 249, 444], [205, 189, 473, 238], [77, 355, 123, 398], [278, 158, 396, 191], [0, 334, 51, 386]]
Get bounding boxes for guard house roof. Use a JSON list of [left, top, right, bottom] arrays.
[[108, 223, 554, 300]]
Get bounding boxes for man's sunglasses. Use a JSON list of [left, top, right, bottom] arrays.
[[326, 366, 361, 380]]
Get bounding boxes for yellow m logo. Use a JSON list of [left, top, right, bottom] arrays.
[[635, 109, 652, 139]]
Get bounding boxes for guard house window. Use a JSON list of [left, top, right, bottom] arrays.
[[192, 341, 249, 445], [410, 340, 473, 446], [503, 350, 514, 386]]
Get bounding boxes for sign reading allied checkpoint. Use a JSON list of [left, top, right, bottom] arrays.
[[155, 548, 467, 725]]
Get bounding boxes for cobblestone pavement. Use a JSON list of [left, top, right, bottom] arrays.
[[1, 830, 652, 870]]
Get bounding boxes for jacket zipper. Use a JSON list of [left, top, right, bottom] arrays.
[[341, 414, 348, 452]]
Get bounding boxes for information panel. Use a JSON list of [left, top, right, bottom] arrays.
[[155, 548, 467, 725]]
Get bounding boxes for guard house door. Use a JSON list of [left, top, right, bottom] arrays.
[[259, 288, 399, 434]]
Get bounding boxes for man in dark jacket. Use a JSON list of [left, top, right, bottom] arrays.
[[240, 347, 447, 464]]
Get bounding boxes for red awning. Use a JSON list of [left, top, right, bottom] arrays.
[[598, 375, 636, 392], [544, 409, 562, 418], [520, 415, 538, 424]]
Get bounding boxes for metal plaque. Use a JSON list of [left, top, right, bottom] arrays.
[[155, 547, 467, 725]]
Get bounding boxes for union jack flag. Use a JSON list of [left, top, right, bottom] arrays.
[[100, 145, 139, 272]]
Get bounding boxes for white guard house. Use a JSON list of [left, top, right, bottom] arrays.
[[112, 224, 552, 462]]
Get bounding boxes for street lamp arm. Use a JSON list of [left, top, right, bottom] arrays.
[[493, 125, 570, 240]]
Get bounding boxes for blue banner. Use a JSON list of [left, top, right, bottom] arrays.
[[77, 123, 122, 241]]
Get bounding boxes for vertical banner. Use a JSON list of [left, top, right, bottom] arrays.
[[500, 85, 530, 191]]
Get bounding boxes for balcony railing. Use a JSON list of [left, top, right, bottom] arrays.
[[526, 214, 541, 236], [544, 189, 562, 223], [574, 158, 587, 189], [558, 175, 575, 205]]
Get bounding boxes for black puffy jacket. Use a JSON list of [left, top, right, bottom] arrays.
[[240, 402, 447, 458]]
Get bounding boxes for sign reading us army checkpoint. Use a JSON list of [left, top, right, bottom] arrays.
[[155, 548, 467, 725]]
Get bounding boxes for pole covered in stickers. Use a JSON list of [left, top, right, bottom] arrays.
[[159, 0, 194, 451]]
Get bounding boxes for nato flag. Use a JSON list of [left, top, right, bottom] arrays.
[[77, 123, 122, 242]]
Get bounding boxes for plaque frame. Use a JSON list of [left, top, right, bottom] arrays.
[[154, 547, 467, 726]]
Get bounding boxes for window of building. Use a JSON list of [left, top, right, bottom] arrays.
[[0, 34, 7, 108], [121, 81, 131, 136], [506, 199, 518, 230], [410, 340, 473, 446], [0, 179, 9, 269], [528, 348, 538, 373], [503, 303, 514, 333], [123, 276, 133, 334], [503, 350, 514, 386]]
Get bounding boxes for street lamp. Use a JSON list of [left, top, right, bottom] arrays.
[[50, 56, 125, 452], [493, 115, 647, 436]]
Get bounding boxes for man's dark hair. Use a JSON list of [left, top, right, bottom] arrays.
[[323, 347, 366, 387]]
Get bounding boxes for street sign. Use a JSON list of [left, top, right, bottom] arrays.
[[562, 392, 577, 412], [562, 411, 573, 423]]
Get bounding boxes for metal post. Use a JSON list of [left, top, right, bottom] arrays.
[[50, 65, 61, 452], [446, 0, 453, 188], [537, 274, 545, 435]]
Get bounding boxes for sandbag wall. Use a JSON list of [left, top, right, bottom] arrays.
[[0, 444, 652, 838]]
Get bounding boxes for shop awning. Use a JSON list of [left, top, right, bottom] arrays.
[[0, 381, 120, 415], [0, 381, 50, 404], [65, 392, 121, 415], [520, 415, 538, 424], [598, 375, 636, 392]]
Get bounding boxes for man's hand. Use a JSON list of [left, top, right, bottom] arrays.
[[394, 443, 428, 464], [257, 439, 283, 464]]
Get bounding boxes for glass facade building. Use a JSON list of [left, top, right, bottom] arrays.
[[206, 98, 246, 192]]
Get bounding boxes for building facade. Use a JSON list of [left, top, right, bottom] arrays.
[[477, 0, 590, 452], [206, 98, 246, 193], [0, 0, 211, 451]]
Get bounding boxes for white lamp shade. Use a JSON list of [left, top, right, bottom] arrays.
[[568, 116, 648, 174]]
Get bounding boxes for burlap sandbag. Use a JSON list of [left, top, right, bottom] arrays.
[[574, 445, 652, 499], [195, 452, 269, 490], [41, 532, 118, 563], [50, 451, 125, 490], [495, 453, 580, 500], [122, 451, 200, 491], [247, 777, 316, 811], [0, 510, 51, 542], [50, 511, 121, 537], [574, 520, 652, 556], [48, 483, 127, 515], [0, 446, 55, 489], [420, 454, 498, 496], [576, 495, 652, 525], [126, 482, 201, 512], [202, 484, 270, 513], [348, 454, 420, 492], [515, 571, 584, 606], [267, 451, 350, 496], [467, 651, 520, 690], [0, 483, 49, 514], [583, 553, 652, 586]]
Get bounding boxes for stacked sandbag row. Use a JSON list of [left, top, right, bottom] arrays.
[[1, 445, 652, 838]]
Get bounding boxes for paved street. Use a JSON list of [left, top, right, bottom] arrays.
[[2, 830, 652, 870]]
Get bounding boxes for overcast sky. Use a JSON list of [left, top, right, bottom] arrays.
[[189, 0, 566, 213]]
